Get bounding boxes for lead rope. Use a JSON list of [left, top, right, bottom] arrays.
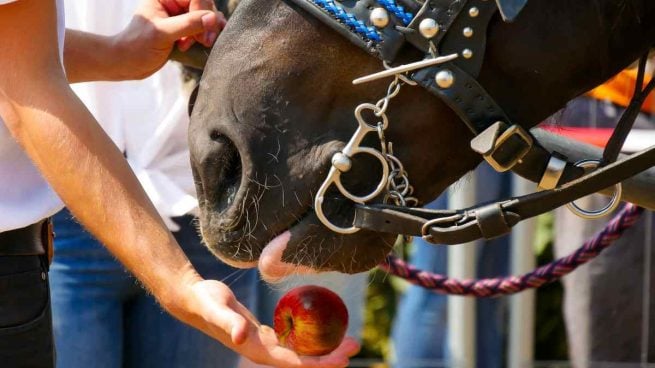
[[379, 204, 643, 297]]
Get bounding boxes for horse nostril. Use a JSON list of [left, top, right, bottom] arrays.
[[211, 134, 243, 215]]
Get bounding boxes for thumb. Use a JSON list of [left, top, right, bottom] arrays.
[[210, 306, 250, 345], [156, 10, 220, 45]]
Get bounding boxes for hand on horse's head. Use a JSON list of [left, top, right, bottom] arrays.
[[109, 0, 226, 80]]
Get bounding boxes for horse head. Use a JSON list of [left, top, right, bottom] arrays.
[[189, 0, 655, 280]]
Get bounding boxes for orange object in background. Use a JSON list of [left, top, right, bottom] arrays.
[[543, 65, 655, 151], [588, 68, 655, 115]]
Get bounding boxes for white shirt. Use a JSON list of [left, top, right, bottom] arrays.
[[65, 1, 197, 231], [0, 0, 66, 232]]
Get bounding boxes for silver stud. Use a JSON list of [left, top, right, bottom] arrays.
[[419, 18, 440, 39], [463, 27, 474, 38], [370, 8, 390, 29], [435, 70, 455, 89], [469, 7, 480, 17], [332, 152, 352, 173], [462, 49, 473, 59]]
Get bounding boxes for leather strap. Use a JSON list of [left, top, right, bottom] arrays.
[[354, 145, 655, 244], [0, 220, 48, 257], [470, 122, 584, 183], [602, 56, 655, 166], [402, 0, 469, 57]]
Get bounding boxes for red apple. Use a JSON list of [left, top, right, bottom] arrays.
[[273, 285, 349, 356]]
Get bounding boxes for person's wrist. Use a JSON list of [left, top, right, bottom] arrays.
[[106, 32, 143, 81], [107, 22, 166, 81], [155, 262, 205, 319]]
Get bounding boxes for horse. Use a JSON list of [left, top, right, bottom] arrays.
[[188, 0, 655, 281]]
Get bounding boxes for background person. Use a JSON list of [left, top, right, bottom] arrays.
[[548, 63, 655, 366], [49, 2, 258, 367], [390, 165, 511, 368], [0, 1, 358, 367]]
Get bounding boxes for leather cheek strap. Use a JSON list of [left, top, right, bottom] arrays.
[[354, 145, 655, 245]]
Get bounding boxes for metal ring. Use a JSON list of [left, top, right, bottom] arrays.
[[355, 103, 388, 129], [565, 160, 623, 220]]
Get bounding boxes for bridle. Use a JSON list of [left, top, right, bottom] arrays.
[[287, 0, 655, 244]]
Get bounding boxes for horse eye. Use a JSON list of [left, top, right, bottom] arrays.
[[209, 130, 222, 141], [188, 84, 200, 117]]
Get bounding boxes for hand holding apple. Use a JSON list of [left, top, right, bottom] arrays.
[[274, 285, 349, 356]]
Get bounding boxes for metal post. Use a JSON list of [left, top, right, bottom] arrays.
[[448, 174, 477, 368], [508, 175, 537, 368]]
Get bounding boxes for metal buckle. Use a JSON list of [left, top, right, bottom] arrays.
[[483, 125, 534, 172]]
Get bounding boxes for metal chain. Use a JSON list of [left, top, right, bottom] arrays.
[[314, 64, 420, 236], [371, 76, 419, 209]]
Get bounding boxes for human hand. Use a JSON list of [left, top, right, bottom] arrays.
[[111, 0, 226, 79], [168, 278, 360, 368]]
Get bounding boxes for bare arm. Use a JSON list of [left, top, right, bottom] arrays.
[[64, 0, 225, 83], [0, 1, 358, 366], [0, 0, 210, 325]]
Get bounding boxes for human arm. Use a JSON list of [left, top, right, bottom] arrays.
[[0, 1, 358, 366], [63, 0, 226, 83]]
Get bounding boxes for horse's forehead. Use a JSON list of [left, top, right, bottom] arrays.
[[495, 0, 529, 22]]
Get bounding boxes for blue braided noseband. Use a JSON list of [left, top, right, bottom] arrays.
[[378, 0, 414, 26], [312, 0, 382, 42]]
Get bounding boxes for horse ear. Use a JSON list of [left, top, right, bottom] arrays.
[[495, 0, 528, 22]]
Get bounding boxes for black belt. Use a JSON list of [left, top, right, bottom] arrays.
[[0, 220, 50, 257]]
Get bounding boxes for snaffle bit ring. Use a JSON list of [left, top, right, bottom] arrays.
[[566, 159, 623, 220]]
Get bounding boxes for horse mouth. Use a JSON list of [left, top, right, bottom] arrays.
[[206, 202, 316, 270]]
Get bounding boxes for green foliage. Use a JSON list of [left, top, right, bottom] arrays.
[[534, 214, 569, 360], [359, 268, 399, 361]]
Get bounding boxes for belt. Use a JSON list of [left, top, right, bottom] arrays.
[[0, 220, 52, 257]]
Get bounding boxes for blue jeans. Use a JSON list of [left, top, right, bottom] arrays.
[[50, 210, 257, 368], [391, 165, 511, 368]]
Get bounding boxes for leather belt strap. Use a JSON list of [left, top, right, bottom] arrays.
[[0, 220, 49, 257], [354, 145, 655, 244]]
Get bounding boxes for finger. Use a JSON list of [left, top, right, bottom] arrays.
[[189, 0, 217, 12], [232, 300, 261, 327], [176, 36, 195, 52], [217, 12, 227, 29], [160, 0, 185, 15], [206, 305, 250, 345], [191, 11, 226, 47], [156, 10, 220, 45], [304, 337, 360, 368], [334, 337, 361, 358], [264, 337, 359, 368]]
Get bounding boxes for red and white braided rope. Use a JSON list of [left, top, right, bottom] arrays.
[[379, 204, 643, 297]]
